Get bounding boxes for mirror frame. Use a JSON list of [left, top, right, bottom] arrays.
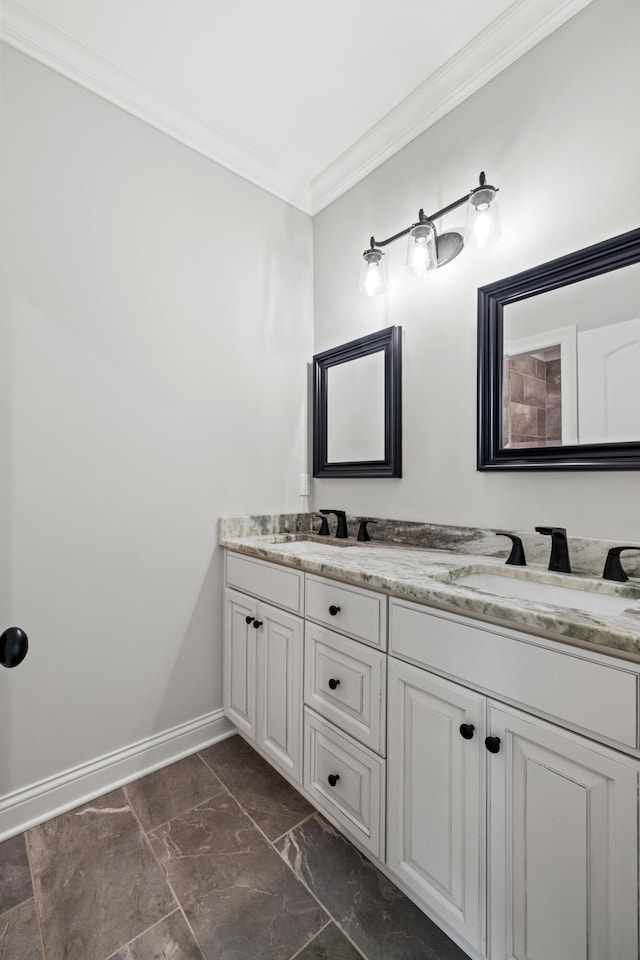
[[313, 325, 402, 478], [477, 227, 640, 471]]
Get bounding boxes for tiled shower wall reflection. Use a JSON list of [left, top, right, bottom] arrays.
[[503, 353, 562, 447]]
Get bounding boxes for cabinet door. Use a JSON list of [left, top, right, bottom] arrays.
[[488, 702, 639, 960], [223, 588, 257, 740], [387, 658, 486, 953], [255, 601, 303, 784]]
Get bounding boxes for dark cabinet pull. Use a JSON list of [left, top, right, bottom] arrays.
[[485, 736, 501, 754], [245, 615, 255, 625], [459, 723, 475, 740], [253, 620, 263, 629], [327, 773, 340, 787], [329, 605, 341, 616], [0, 627, 29, 669], [328, 678, 341, 690]]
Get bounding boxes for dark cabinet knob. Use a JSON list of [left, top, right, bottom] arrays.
[[328, 678, 341, 690], [245, 615, 255, 625], [253, 620, 263, 629], [485, 736, 501, 754], [327, 773, 340, 787], [329, 605, 341, 616], [459, 723, 475, 740], [0, 627, 29, 669]]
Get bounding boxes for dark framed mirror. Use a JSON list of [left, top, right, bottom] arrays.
[[313, 325, 402, 478], [478, 227, 640, 470]]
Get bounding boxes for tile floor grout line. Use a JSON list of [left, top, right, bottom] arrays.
[[126, 795, 207, 960], [215, 794, 353, 956], [267, 816, 369, 960], [198, 761, 315, 853], [22, 831, 47, 960], [284, 918, 333, 960], [271, 811, 315, 846], [101, 908, 187, 960], [127, 784, 227, 838]]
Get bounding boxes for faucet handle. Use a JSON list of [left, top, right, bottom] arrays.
[[602, 546, 640, 583], [495, 532, 526, 566], [357, 519, 377, 542], [314, 514, 331, 536], [534, 526, 566, 536]]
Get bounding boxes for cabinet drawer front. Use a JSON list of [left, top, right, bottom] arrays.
[[305, 575, 387, 650], [304, 710, 385, 859], [304, 623, 386, 754], [226, 552, 304, 614], [390, 599, 638, 748]]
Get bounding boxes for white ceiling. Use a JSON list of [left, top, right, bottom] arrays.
[[1, 0, 594, 213]]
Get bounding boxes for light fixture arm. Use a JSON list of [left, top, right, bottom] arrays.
[[368, 180, 488, 251]]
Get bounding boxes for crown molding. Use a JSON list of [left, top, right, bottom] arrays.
[[310, 0, 595, 214], [0, 0, 313, 213], [1, 0, 594, 217]]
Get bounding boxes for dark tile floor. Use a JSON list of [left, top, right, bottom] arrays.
[[0, 734, 468, 960]]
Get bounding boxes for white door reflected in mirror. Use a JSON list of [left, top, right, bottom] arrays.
[[578, 317, 640, 443], [502, 263, 640, 448], [327, 351, 385, 463]]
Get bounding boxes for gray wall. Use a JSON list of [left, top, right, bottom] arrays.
[[312, 0, 640, 542], [0, 46, 313, 807]]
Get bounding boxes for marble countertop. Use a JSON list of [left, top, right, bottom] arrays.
[[220, 532, 640, 661]]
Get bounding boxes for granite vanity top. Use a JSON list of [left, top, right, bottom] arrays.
[[220, 528, 640, 662]]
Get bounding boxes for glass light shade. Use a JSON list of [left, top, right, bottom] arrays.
[[406, 221, 437, 276], [466, 187, 500, 249], [359, 249, 386, 297]]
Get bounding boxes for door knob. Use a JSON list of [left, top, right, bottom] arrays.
[[485, 736, 501, 754], [328, 678, 341, 690], [327, 773, 340, 787], [329, 605, 341, 616], [459, 723, 475, 740], [0, 627, 29, 669]]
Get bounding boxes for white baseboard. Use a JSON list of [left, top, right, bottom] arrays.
[[0, 709, 234, 841]]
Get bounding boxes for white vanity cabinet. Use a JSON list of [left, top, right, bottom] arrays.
[[223, 554, 304, 783], [387, 597, 640, 960], [223, 547, 640, 960]]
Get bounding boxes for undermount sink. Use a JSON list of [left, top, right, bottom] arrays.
[[268, 540, 357, 554], [452, 572, 633, 616]]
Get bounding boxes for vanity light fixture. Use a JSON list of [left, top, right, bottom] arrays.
[[360, 171, 499, 296]]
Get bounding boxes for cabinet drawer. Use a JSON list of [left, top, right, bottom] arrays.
[[226, 552, 304, 615], [304, 709, 385, 859], [305, 574, 387, 650], [390, 599, 639, 748], [304, 623, 386, 754]]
